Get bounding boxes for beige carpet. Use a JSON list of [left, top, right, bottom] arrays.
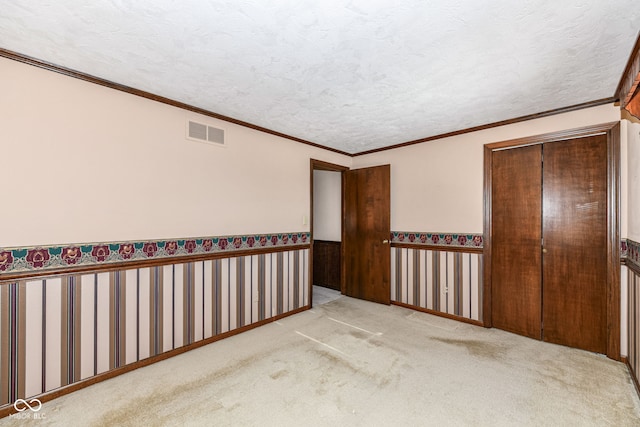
[[3, 295, 640, 426], [312, 285, 342, 306]]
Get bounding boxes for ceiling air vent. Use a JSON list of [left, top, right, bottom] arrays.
[[187, 120, 225, 146]]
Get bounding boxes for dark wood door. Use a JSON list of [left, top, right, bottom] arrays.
[[344, 165, 391, 305], [491, 145, 543, 339], [542, 135, 608, 353], [490, 135, 609, 354]]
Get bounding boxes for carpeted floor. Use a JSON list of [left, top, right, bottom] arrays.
[[312, 285, 342, 306], [3, 293, 640, 426]]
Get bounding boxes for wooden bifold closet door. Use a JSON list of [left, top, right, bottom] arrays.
[[491, 134, 608, 354], [491, 145, 543, 340], [542, 136, 607, 353]]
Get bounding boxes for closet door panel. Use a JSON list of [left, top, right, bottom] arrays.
[[491, 145, 542, 339], [542, 136, 608, 353]]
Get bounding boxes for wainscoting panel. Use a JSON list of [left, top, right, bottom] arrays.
[[628, 262, 640, 393], [0, 248, 308, 408], [391, 247, 483, 322]]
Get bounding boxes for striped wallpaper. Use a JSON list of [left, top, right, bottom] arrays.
[[391, 247, 483, 322], [0, 249, 308, 407], [627, 264, 640, 393]]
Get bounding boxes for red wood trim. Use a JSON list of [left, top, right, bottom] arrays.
[[0, 47, 350, 157], [615, 31, 640, 105], [0, 244, 311, 283], [353, 98, 616, 156], [391, 301, 485, 327], [625, 91, 640, 120], [390, 242, 483, 254], [0, 304, 310, 419]]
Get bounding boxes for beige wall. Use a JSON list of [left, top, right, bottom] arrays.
[[627, 119, 640, 241], [352, 104, 621, 233], [313, 170, 342, 241], [1, 55, 628, 247], [0, 57, 351, 247]]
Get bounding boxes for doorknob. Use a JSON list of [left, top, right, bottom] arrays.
[[542, 248, 548, 253], [382, 239, 389, 244]]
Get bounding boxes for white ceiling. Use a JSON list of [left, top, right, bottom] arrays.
[[1, 1, 639, 154]]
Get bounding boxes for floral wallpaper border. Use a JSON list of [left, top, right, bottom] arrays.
[[391, 232, 483, 248], [392, 232, 632, 258], [1, 232, 633, 276], [0, 232, 310, 276]]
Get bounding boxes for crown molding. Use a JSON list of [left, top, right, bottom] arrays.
[[0, 47, 351, 157]]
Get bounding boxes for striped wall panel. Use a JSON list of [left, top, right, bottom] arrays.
[[0, 249, 308, 407], [391, 248, 483, 322], [628, 265, 640, 391]]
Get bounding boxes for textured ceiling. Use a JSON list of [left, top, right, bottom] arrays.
[[1, 1, 639, 154]]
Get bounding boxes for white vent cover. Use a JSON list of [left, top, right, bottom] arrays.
[[187, 120, 225, 146]]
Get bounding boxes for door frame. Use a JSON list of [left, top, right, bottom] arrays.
[[310, 159, 349, 305], [483, 122, 621, 359]]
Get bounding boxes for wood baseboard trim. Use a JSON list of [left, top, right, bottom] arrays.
[[0, 305, 310, 419], [623, 357, 640, 399], [391, 301, 484, 327]]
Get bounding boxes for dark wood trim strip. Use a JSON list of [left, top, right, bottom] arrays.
[[607, 123, 621, 360], [615, 31, 640, 105], [624, 357, 640, 399], [310, 159, 349, 172], [482, 144, 493, 328], [625, 258, 640, 277], [391, 301, 485, 327], [391, 242, 483, 254], [0, 47, 350, 157], [309, 161, 314, 308], [0, 244, 310, 283], [310, 159, 349, 304], [484, 122, 620, 151], [0, 304, 310, 419], [353, 98, 616, 156]]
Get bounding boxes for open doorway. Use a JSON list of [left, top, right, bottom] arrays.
[[310, 160, 347, 306], [310, 159, 392, 307]]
